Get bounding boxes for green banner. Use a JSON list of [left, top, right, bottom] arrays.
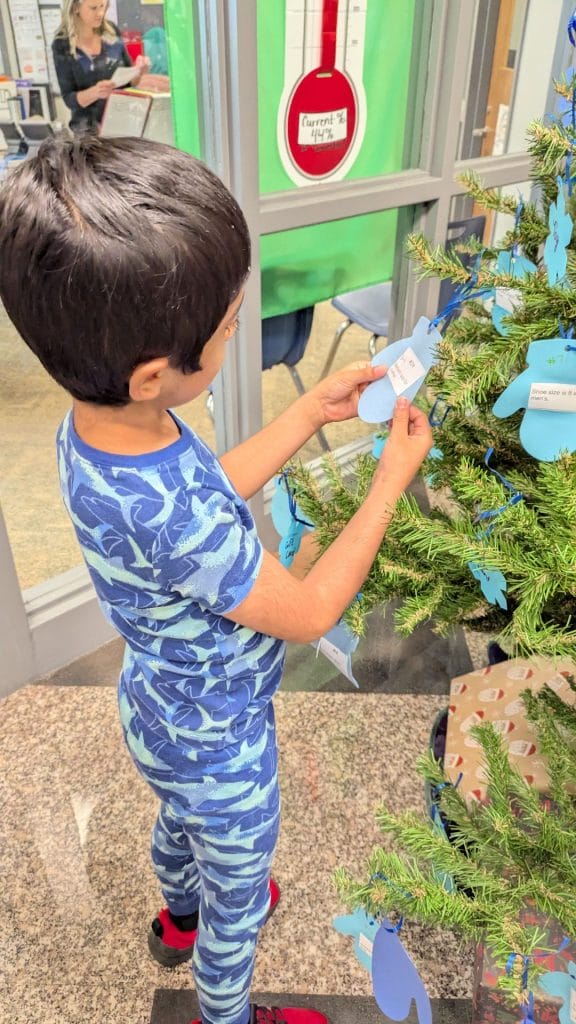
[[164, 0, 200, 157], [258, 0, 416, 316], [165, 1, 416, 317]]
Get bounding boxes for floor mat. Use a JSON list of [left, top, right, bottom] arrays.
[[150, 990, 473, 1024]]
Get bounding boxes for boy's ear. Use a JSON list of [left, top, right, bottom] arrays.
[[129, 357, 171, 402]]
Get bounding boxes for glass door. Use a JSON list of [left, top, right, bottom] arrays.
[[1, 0, 573, 690]]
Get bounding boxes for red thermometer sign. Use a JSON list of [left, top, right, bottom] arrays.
[[278, 0, 367, 185]]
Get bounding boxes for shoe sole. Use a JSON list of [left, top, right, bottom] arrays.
[[148, 889, 280, 969], [148, 927, 195, 967]]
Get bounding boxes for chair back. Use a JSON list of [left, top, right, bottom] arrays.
[[437, 215, 486, 323], [261, 307, 315, 370]]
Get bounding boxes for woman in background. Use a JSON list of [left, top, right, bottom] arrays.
[[53, 0, 150, 133]]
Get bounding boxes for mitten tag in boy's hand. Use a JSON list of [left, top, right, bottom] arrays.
[[358, 317, 442, 424]]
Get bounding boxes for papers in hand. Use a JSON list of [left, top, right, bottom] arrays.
[[111, 65, 139, 88]]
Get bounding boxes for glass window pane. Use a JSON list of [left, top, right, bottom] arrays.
[[257, 0, 422, 192], [261, 205, 420, 464], [262, 208, 399, 318], [450, 186, 523, 250], [0, 0, 203, 591], [459, 0, 567, 160]]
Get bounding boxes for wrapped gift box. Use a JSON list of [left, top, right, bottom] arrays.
[[444, 657, 576, 801], [473, 906, 576, 1024]]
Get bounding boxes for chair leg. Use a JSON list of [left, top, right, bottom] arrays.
[[368, 333, 381, 358], [287, 366, 330, 452], [206, 391, 215, 422], [318, 318, 352, 380]]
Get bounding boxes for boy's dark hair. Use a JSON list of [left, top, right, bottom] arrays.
[[0, 135, 251, 405]]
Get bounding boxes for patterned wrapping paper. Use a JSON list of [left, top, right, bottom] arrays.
[[444, 658, 576, 801], [443, 657, 576, 1022], [473, 909, 576, 1024]]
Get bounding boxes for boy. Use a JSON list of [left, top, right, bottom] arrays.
[[0, 136, 432, 1024]]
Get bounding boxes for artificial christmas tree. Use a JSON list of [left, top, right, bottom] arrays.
[[334, 678, 576, 1018], [284, 29, 576, 1024], [290, 97, 576, 660]]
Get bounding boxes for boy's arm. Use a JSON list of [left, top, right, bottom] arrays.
[[224, 399, 432, 643], [219, 364, 386, 499]]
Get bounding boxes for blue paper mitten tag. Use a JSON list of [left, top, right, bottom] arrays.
[[491, 250, 536, 336], [271, 476, 294, 537], [272, 475, 312, 537], [333, 908, 380, 973], [468, 561, 508, 609], [358, 317, 442, 424], [538, 962, 576, 1024], [544, 178, 573, 285], [372, 921, 433, 1024], [279, 519, 306, 568], [492, 338, 576, 460], [372, 433, 387, 458], [496, 250, 537, 279], [312, 619, 360, 688], [424, 447, 444, 486]]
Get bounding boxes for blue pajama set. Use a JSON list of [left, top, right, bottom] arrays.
[[57, 412, 286, 1024]]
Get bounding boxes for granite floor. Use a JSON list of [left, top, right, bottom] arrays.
[[1, 675, 478, 1024]]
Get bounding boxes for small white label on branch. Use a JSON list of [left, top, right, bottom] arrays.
[[314, 637, 359, 688], [495, 287, 521, 313], [358, 932, 374, 957], [387, 346, 426, 395], [527, 382, 576, 412]]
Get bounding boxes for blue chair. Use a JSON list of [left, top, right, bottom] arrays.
[[262, 306, 330, 452], [320, 215, 486, 379], [208, 306, 330, 451]]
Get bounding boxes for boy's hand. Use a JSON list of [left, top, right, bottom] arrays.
[[373, 398, 433, 494], [307, 362, 388, 427]]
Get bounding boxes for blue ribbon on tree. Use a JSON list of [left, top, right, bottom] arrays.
[[468, 449, 524, 608], [511, 199, 524, 254], [506, 938, 571, 1024], [278, 470, 313, 529], [429, 264, 491, 331], [558, 322, 576, 351], [473, 447, 524, 536], [273, 470, 314, 568], [428, 395, 452, 427], [568, 7, 576, 46]]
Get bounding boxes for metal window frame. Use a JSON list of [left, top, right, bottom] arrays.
[[0, 0, 554, 689]]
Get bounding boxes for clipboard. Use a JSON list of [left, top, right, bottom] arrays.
[[99, 89, 152, 138]]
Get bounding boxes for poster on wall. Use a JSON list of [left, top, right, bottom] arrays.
[[9, 0, 49, 81], [277, 0, 368, 185], [39, 6, 61, 93]]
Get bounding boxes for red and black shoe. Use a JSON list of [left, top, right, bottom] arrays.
[[148, 877, 281, 968], [191, 1006, 328, 1024]]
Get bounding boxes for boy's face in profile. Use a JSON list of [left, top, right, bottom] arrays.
[[130, 290, 245, 410]]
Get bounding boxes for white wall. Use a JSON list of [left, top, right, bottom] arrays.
[[493, 0, 566, 243]]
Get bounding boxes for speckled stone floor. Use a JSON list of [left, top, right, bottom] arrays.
[[1, 685, 475, 1024]]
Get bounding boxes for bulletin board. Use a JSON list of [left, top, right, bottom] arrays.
[[8, 0, 49, 81]]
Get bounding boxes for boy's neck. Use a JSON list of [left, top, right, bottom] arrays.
[[72, 399, 181, 456]]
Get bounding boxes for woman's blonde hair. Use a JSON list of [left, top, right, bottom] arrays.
[[55, 0, 116, 53]]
